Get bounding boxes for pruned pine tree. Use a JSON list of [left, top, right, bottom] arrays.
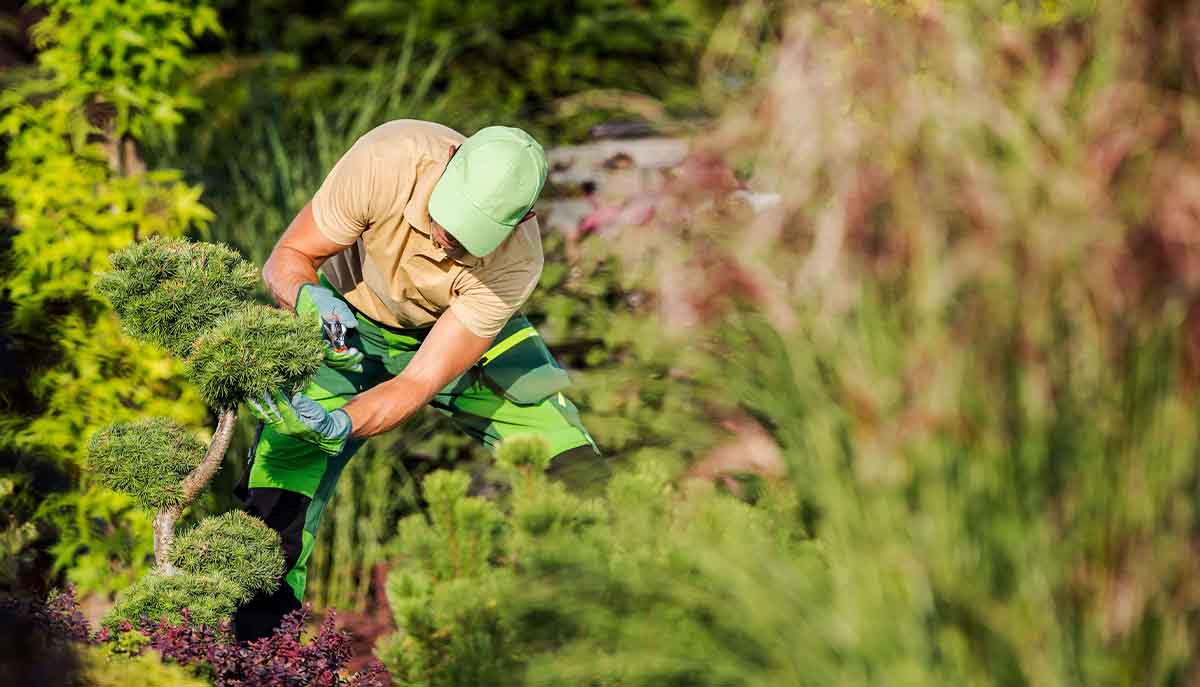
[[88, 237, 323, 628]]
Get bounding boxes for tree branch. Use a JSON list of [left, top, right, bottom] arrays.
[[153, 407, 238, 569], [182, 407, 237, 503]]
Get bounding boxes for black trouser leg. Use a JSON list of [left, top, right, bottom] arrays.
[[232, 485, 310, 642]]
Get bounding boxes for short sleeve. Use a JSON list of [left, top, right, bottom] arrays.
[[449, 259, 543, 339], [311, 137, 392, 245]]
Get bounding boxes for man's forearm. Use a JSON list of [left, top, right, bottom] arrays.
[[341, 374, 438, 437], [337, 303, 494, 439], [263, 245, 320, 310]]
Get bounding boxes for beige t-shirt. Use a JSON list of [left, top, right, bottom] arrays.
[[311, 119, 544, 339]]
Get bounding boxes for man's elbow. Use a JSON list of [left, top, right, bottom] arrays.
[[262, 244, 306, 288], [261, 249, 282, 292]]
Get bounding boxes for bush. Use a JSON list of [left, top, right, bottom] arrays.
[[87, 418, 206, 511], [188, 303, 325, 410], [376, 438, 812, 686], [83, 235, 328, 648], [143, 606, 387, 687], [97, 237, 258, 359], [378, 468, 512, 686], [90, 230, 319, 629], [168, 511, 285, 603]]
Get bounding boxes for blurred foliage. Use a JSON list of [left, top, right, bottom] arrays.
[[0, 478, 39, 587], [0, 0, 216, 597], [79, 645, 209, 687], [540, 0, 1200, 682], [366, 0, 1200, 682], [184, 0, 724, 145]]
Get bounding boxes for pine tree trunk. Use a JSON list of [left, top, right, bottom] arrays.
[[153, 408, 238, 569], [152, 507, 181, 571]]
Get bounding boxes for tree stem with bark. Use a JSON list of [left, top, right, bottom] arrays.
[[153, 407, 238, 569]]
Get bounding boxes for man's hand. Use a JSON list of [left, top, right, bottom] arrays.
[[247, 389, 352, 455], [296, 283, 364, 373]]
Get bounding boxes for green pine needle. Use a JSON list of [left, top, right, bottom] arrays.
[[102, 572, 241, 632], [188, 304, 324, 410], [96, 236, 257, 358], [87, 418, 206, 511], [167, 511, 285, 602]]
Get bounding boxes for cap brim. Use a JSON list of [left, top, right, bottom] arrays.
[[428, 157, 512, 257]]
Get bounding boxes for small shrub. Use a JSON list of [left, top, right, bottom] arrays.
[[96, 237, 257, 358], [91, 235, 323, 633], [374, 437, 821, 687], [103, 572, 240, 632], [378, 437, 609, 687], [168, 512, 285, 602], [87, 418, 206, 510], [143, 606, 388, 687], [188, 304, 325, 409], [381, 466, 513, 687]]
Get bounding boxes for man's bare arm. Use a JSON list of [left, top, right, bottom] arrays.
[[262, 202, 348, 309], [342, 308, 494, 437]]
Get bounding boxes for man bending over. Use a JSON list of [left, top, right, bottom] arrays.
[[235, 120, 602, 640]]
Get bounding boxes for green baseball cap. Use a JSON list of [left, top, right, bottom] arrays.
[[428, 125, 549, 257]]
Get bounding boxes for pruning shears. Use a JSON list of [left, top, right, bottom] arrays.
[[321, 315, 349, 353]]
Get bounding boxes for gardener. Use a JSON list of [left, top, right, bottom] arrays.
[[234, 120, 602, 641]]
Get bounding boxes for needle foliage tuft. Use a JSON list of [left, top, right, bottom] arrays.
[[87, 418, 205, 510], [103, 572, 241, 632], [167, 511, 285, 602], [96, 237, 257, 358], [188, 304, 325, 410]]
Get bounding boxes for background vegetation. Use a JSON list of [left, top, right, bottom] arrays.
[[6, 0, 1200, 684]]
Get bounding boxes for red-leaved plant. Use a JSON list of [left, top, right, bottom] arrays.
[[138, 607, 387, 687], [5, 587, 386, 686]]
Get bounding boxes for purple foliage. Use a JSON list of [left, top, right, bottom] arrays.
[[3, 588, 387, 687], [141, 606, 388, 687], [0, 586, 94, 644]]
